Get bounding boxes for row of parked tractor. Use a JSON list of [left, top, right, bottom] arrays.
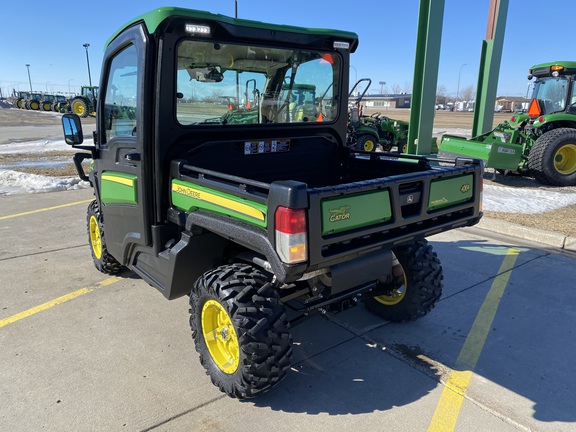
[[10, 86, 99, 118]]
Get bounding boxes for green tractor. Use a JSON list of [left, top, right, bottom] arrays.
[[25, 92, 42, 110], [53, 95, 70, 112], [12, 91, 29, 109], [42, 94, 56, 111], [347, 78, 409, 152], [440, 61, 576, 186], [70, 86, 99, 117]]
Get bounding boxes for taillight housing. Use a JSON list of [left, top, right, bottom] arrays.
[[275, 207, 307, 264]]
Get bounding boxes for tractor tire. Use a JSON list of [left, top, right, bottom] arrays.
[[364, 239, 443, 322], [528, 128, 576, 186], [29, 100, 40, 110], [189, 263, 292, 399], [71, 98, 89, 118], [42, 102, 52, 111], [354, 134, 379, 152], [86, 200, 123, 274]]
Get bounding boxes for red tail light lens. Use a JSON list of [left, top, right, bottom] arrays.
[[275, 207, 307, 263]]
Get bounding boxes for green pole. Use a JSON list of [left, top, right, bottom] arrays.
[[407, 0, 445, 155], [471, 0, 509, 137]]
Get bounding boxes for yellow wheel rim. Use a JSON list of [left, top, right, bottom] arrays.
[[554, 144, 576, 175], [73, 101, 85, 116], [89, 215, 102, 259], [363, 139, 375, 152], [374, 273, 407, 306], [202, 299, 239, 374]]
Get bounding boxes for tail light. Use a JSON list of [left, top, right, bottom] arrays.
[[275, 207, 307, 264]]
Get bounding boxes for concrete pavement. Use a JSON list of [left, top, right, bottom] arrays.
[[1, 189, 575, 431]]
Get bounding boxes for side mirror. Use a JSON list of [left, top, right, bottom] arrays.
[[62, 114, 84, 145]]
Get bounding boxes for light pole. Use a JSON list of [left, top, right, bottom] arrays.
[[83, 43, 93, 88], [25, 64, 32, 93], [68, 79, 74, 95], [379, 81, 386, 94], [456, 63, 467, 101], [234, 0, 237, 18]]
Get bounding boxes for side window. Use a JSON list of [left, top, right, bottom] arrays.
[[102, 44, 138, 142]]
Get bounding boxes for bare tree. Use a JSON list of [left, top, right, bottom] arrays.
[[436, 84, 447, 97], [402, 82, 412, 94], [391, 83, 402, 94], [461, 85, 475, 102]]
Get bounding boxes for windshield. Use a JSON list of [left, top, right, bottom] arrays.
[[532, 76, 569, 114], [176, 40, 340, 125]]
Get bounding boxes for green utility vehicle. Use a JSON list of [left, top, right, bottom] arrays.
[[62, 7, 483, 398], [70, 85, 99, 117], [440, 61, 576, 186], [348, 78, 409, 152]]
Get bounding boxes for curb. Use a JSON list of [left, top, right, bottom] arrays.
[[474, 217, 576, 253]]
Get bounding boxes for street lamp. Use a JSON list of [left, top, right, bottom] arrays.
[[83, 43, 93, 88], [25, 64, 32, 93], [379, 81, 386, 94], [234, 0, 238, 18], [456, 63, 467, 101]]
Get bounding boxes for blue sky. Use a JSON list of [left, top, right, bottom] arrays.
[[0, 1, 572, 99]]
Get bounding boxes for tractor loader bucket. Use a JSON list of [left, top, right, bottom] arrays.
[[439, 132, 523, 170]]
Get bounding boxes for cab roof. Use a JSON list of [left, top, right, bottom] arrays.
[[106, 7, 359, 52]]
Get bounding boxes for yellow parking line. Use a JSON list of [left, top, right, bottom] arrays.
[[0, 199, 92, 221], [427, 247, 520, 432], [0, 276, 120, 329]]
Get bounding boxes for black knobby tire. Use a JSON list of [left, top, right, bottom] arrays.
[[354, 134, 378, 152], [86, 200, 123, 274], [364, 239, 443, 322], [528, 128, 576, 186], [189, 264, 292, 399]]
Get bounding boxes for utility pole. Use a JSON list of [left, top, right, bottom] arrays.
[[83, 43, 93, 88], [25, 64, 32, 93]]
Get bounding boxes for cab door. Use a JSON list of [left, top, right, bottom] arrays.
[[94, 24, 152, 264]]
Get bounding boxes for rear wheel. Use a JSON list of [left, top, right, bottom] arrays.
[[42, 102, 52, 111], [529, 128, 576, 186], [189, 264, 292, 398], [364, 240, 443, 322], [72, 98, 89, 117], [86, 200, 122, 274], [354, 134, 378, 152]]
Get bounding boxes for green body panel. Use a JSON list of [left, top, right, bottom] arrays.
[[101, 172, 138, 205], [321, 190, 391, 235], [106, 7, 358, 51], [428, 174, 474, 211], [171, 179, 267, 228]]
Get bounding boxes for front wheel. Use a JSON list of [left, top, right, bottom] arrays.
[[86, 200, 123, 274], [354, 134, 379, 152], [189, 264, 292, 398], [528, 128, 576, 186], [364, 240, 443, 322]]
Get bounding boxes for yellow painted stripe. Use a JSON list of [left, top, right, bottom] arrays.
[[0, 199, 93, 221], [428, 247, 520, 432], [172, 183, 265, 221], [0, 276, 120, 329], [102, 173, 134, 187]]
